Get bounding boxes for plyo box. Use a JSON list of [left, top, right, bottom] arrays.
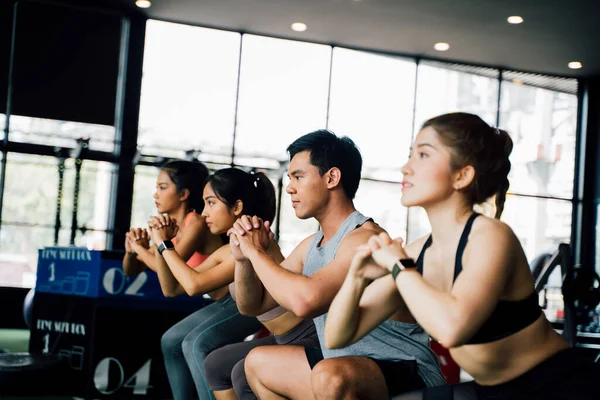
[[29, 247, 209, 399]]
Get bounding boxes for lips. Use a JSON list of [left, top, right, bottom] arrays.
[[291, 200, 299, 208], [401, 181, 413, 190]]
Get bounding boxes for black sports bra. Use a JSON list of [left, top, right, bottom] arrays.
[[416, 213, 542, 345]]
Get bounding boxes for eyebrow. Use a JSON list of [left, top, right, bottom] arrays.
[[203, 195, 217, 201], [411, 143, 438, 151], [287, 169, 305, 177]]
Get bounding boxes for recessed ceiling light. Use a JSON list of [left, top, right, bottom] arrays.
[[291, 22, 308, 32], [507, 16, 524, 24], [568, 61, 582, 69], [136, 0, 151, 8], [512, 79, 524, 85], [434, 42, 450, 51]]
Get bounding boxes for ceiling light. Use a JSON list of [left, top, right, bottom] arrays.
[[507, 16, 524, 24], [568, 61, 582, 69], [291, 22, 307, 32], [136, 0, 151, 8], [434, 42, 450, 51], [512, 79, 524, 85]]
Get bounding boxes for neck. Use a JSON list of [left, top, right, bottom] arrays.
[[314, 195, 356, 241], [424, 196, 473, 247], [168, 206, 191, 232]]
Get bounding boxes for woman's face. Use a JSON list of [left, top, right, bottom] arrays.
[[201, 183, 239, 235], [400, 127, 456, 208], [154, 170, 181, 214]]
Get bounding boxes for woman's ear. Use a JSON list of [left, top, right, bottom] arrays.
[[453, 165, 475, 191], [179, 188, 190, 202], [233, 200, 244, 217]]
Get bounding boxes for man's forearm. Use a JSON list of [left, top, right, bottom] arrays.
[[234, 259, 268, 315], [246, 247, 317, 318]]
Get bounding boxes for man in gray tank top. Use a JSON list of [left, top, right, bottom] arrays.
[[229, 130, 444, 399]]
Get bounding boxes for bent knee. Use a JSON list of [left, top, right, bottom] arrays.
[[244, 347, 270, 376], [311, 359, 350, 395], [160, 328, 180, 354]]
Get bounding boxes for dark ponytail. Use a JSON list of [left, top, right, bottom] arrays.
[[421, 113, 513, 219], [493, 129, 512, 219], [161, 160, 209, 212], [206, 168, 276, 223]]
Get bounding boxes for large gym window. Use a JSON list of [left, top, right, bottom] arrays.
[[234, 35, 331, 167], [138, 20, 241, 164]]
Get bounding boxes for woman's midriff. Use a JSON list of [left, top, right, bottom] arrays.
[[260, 310, 305, 336], [451, 315, 570, 386]]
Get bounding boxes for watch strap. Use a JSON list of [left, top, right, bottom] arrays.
[[158, 240, 174, 255], [392, 258, 416, 281]]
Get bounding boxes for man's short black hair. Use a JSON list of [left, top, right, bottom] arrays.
[[287, 130, 362, 199]]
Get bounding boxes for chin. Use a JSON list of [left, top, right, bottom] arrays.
[[400, 195, 418, 208], [294, 209, 311, 220]]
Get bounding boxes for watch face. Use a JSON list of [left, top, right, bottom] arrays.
[[400, 258, 417, 268]]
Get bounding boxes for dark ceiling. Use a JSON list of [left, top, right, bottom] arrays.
[[93, 0, 600, 78]]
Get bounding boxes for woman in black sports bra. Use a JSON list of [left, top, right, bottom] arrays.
[[325, 112, 600, 399]]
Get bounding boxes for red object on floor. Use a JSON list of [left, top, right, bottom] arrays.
[[430, 340, 460, 384]]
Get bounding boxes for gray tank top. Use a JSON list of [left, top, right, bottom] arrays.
[[302, 210, 445, 388]]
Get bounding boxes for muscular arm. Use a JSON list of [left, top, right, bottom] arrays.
[[244, 228, 382, 319], [235, 240, 300, 316]]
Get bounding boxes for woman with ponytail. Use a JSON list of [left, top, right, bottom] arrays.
[[149, 168, 315, 400], [322, 113, 600, 399]]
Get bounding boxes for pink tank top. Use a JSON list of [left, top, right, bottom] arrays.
[[172, 211, 209, 268]]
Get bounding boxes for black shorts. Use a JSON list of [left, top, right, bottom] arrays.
[[304, 347, 425, 397]]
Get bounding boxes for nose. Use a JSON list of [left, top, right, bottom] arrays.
[[153, 190, 159, 199], [401, 159, 412, 176], [286, 181, 295, 195], [201, 206, 208, 218]]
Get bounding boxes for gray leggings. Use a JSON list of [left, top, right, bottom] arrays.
[[204, 319, 319, 400], [161, 294, 262, 400]]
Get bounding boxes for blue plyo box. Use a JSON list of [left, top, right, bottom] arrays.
[[35, 247, 207, 310]]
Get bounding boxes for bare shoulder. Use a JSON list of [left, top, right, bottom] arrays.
[[337, 220, 385, 253], [470, 215, 516, 243], [465, 215, 521, 262], [186, 212, 205, 226]]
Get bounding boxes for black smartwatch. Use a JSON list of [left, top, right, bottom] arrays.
[[391, 258, 417, 281], [157, 240, 175, 255]]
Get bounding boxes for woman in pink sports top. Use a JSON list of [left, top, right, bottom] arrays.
[[122, 160, 222, 280]]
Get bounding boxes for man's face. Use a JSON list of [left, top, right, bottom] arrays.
[[286, 151, 330, 219]]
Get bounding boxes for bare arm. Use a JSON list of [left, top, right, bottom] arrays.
[[325, 248, 402, 348], [234, 220, 383, 319], [370, 221, 517, 348], [234, 239, 298, 316], [160, 246, 235, 296], [154, 247, 186, 297]]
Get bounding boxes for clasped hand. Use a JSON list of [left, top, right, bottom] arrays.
[[350, 232, 408, 280], [125, 227, 150, 254], [147, 215, 179, 245], [227, 215, 274, 261]]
